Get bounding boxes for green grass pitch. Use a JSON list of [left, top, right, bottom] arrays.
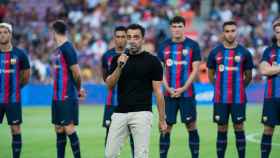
[[0, 105, 280, 158]]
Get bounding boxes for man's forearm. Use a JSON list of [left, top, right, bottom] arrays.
[[20, 70, 30, 88], [73, 73, 82, 90], [208, 69, 215, 85], [156, 92, 165, 122], [244, 71, 252, 87], [106, 67, 122, 89], [182, 71, 197, 90]]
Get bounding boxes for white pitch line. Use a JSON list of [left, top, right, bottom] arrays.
[[246, 133, 280, 146]]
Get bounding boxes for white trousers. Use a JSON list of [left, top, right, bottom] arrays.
[[105, 111, 153, 158]]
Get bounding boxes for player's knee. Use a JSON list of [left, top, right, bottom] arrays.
[[233, 123, 244, 131], [186, 122, 196, 131], [10, 125, 21, 134], [218, 125, 228, 132], [64, 124, 75, 135], [263, 125, 274, 135], [55, 125, 65, 133], [166, 125, 173, 133]]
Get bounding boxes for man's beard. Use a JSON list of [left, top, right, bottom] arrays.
[[127, 43, 140, 54], [0, 40, 9, 45], [225, 37, 235, 44]]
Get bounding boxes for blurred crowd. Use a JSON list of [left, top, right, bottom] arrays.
[[0, 0, 279, 84]]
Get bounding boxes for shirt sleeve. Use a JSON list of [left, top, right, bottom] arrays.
[[19, 51, 30, 70], [108, 55, 118, 75], [61, 43, 78, 66], [101, 53, 107, 70], [192, 42, 201, 62], [157, 43, 165, 62], [207, 50, 216, 70], [151, 56, 163, 81], [261, 47, 271, 63], [244, 50, 254, 70]]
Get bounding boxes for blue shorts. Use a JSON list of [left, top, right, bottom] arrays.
[[102, 105, 116, 128], [262, 99, 280, 127], [51, 99, 79, 126], [213, 103, 246, 125], [0, 103, 22, 125], [165, 97, 197, 125]]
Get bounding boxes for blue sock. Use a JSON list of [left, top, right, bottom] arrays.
[[261, 134, 272, 158], [217, 131, 227, 158], [189, 130, 200, 158], [235, 131, 246, 158], [56, 132, 67, 158], [159, 133, 170, 158], [68, 132, 81, 158], [129, 133, 134, 158], [12, 134, 22, 158]]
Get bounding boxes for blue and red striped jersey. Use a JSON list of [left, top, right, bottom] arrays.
[[0, 47, 30, 104], [101, 48, 119, 106], [207, 44, 254, 104], [158, 38, 201, 98], [52, 41, 78, 101], [261, 45, 280, 99]]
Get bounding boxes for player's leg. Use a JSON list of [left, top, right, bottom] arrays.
[[160, 97, 178, 158], [105, 113, 129, 158], [64, 123, 80, 158], [6, 104, 22, 158], [260, 99, 279, 158], [261, 125, 274, 158], [55, 125, 67, 158], [214, 103, 230, 158], [180, 98, 199, 158], [232, 103, 246, 158], [64, 100, 80, 158], [128, 111, 153, 158], [52, 101, 67, 158]]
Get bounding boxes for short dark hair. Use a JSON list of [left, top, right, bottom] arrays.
[[170, 16, 185, 26], [273, 19, 280, 30], [222, 21, 237, 30], [114, 26, 127, 34], [52, 20, 67, 35], [127, 24, 145, 37]]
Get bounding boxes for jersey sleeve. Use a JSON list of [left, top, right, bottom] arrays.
[[151, 56, 163, 81], [101, 53, 108, 70], [61, 43, 78, 66], [108, 55, 118, 75], [192, 42, 201, 62], [19, 51, 30, 70], [157, 43, 165, 62], [244, 50, 254, 70], [207, 49, 216, 70], [261, 47, 271, 63]]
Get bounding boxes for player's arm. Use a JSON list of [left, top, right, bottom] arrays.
[[20, 69, 30, 88], [173, 61, 200, 97], [71, 64, 82, 91], [244, 70, 252, 87], [153, 80, 167, 133], [106, 54, 128, 89], [259, 61, 280, 76], [162, 63, 174, 95], [19, 51, 31, 88], [207, 49, 217, 85], [101, 54, 108, 82], [63, 44, 85, 98], [208, 68, 215, 85], [153, 80, 165, 123]]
